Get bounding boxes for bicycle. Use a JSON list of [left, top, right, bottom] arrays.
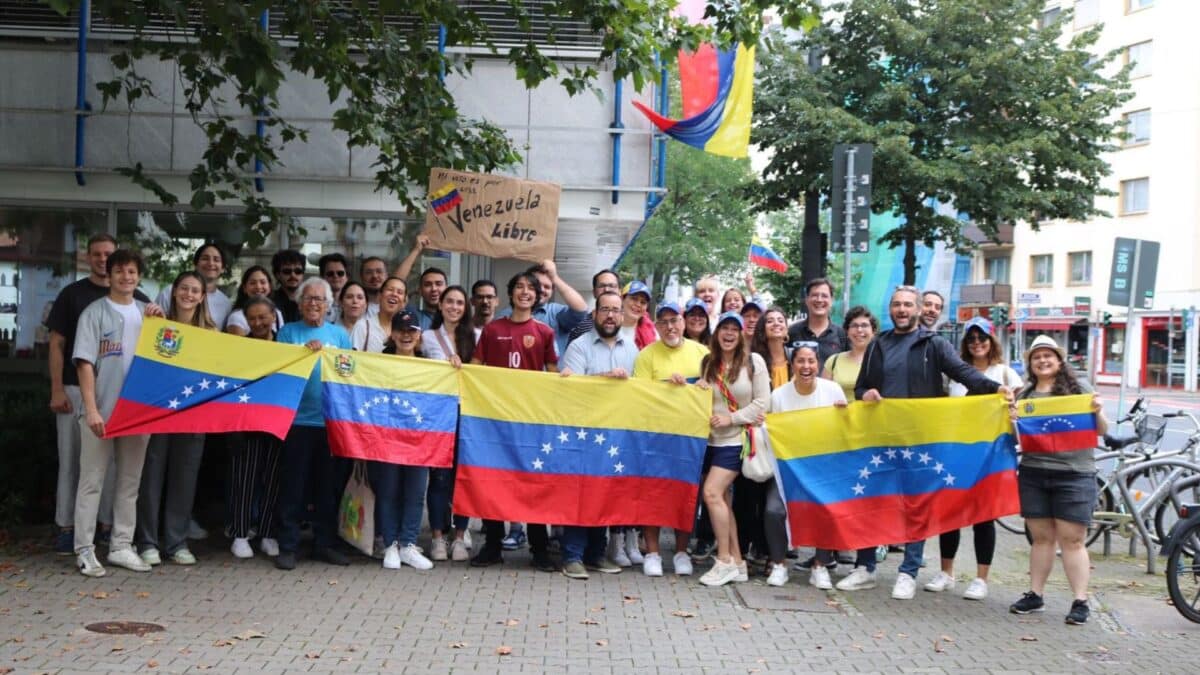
[[1162, 502, 1200, 623]]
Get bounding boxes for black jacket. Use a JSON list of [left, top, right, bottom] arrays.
[[854, 327, 1000, 400]]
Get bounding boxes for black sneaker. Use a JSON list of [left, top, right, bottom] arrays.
[[1065, 599, 1090, 625], [1009, 591, 1045, 614], [793, 556, 836, 573], [312, 546, 350, 566], [274, 551, 297, 571], [470, 549, 503, 567], [530, 554, 557, 573]]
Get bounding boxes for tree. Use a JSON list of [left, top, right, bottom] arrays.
[[754, 204, 858, 319], [753, 0, 1131, 284], [46, 0, 818, 246]]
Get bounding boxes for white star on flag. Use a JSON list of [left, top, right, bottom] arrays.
[[541, 443, 553, 454], [933, 462, 945, 474], [858, 466, 872, 479], [358, 407, 367, 416], [238, 393, 251, 403], [944, 474, 956, 486], [414, 415, 423, 423], [901, 449, 914, 460], [613, 462, 624, 473], [215, 378, 228, 389], [918, 452, 932, 465], [198, 378, 210, 390], [886, 448, 897, 460], [576, 429, 588, 440], [870, 454, 883, 467], [392, 396, 402, 405], [532, 458, 544, 470], [852, 483, 865, 495], [168, 398, 180, 409], [608, 445, 619, 457], [182, 385, 194, 397], [594, 432, 606, 445], [558, 431, 569, 443]]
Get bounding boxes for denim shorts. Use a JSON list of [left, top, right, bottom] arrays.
[[1018, 465, 1098, 525], [703, 445, 743, 473]]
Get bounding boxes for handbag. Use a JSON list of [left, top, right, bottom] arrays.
[[338, 460, 376, 555], [741, 425, 776, 482]]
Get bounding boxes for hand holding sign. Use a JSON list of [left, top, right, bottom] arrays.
[[422, 168, 562, 263]]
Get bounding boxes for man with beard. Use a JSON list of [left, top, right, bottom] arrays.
[[270, 249, 305, 323], [470, 279, 498, 328], [853, 285, 1011, 600], [566, 269, 622, 345], [497, 259, 588, 356], [631, 301, 709, 577], [555, 290, 638, 579], [786, 277, 848, 367], [359, 256, 388, 317], [414, 267, 448, 330], [920, 290, 946, 331]]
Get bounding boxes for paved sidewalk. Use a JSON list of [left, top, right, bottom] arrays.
[[1, 528, 1195, 674]]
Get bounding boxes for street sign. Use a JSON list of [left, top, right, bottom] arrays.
[[1074, 296, 1091, 315], [1018, 292, 1041, 304], [830, 144, 873, 253], [1107, 237, 1160, 308], [1014, 308, 1029, 322]]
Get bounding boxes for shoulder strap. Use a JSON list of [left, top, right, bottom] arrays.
[[433, 326, 454, 358]]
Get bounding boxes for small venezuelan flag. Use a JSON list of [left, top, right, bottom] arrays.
[[429, 182, 462, 215], [105, 318, 316, 440], [749, 237, 788, 273], [767, 396, 1019, 550], [1015, 394, 1098, 454], [454, 365, 712, 531], [321, 349, 458, 468]]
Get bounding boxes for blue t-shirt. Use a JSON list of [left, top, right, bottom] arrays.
[[276, 321, 351, 427]]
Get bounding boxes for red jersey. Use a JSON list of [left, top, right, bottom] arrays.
[[474, 317, 557, 371]]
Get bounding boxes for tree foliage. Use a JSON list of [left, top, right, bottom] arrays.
[[753, 0, 1132, 284], [754, 204, 857, 319], [45, 0, 818, 246]]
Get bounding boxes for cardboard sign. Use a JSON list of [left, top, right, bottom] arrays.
[[422, 168, 561, 263]]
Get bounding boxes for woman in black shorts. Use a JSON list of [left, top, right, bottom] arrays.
[[1008, 335, 1108, 625]]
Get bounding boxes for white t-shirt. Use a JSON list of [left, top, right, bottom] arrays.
[[350, 315, 388, 353], [155, 286, 233, 328], [770, 377, 847, 413], [948, 363, 1023, 397], [422, 325, 482, 361], [106, 298, 143, 375], [225, 307, 285, 335]]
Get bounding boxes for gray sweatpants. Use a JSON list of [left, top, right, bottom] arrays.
[[74, 420, 148, 553], [136, 433, 206, 554], [55, 385, 115, 529]]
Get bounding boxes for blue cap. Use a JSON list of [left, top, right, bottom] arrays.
[[740, 298, 765, 314], [655, 301, 683, 318], [684, 297, 709, 315], [624, 280, 652, 300], [716, 311, 744, 329], [963, 316, 994, 337]]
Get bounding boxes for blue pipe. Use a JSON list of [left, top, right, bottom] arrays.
[[437, 25, 447, 83], [73, 0, 91, 186], [614, 61, 670, 269], [254, 9, 269, 192], [610, 70, 624, 204]]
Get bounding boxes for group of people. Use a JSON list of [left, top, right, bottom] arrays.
[[48, 234, 1107, 626]]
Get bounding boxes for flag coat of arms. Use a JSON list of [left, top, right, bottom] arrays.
[[767, 395, 1019, 550], [321, 349, 458, 468], [454, 365, 711, 531], [1015, 394, 1099, 454], [105, 318, 317, 439]]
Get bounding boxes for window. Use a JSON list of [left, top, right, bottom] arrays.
[[1031, 254, 1053, 287], [1123, 109, 1151, 145], [1121, 177, 1150, 214], [1127, 41, 1152, 78], [985, 256, 1011, 284], [1068, 251, 1092, 284], [1039, 6, 1062, 28], [1075, 0, 1099, 28], [1127, 0, 1153, 12]]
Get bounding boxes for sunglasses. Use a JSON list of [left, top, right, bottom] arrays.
[[280, 267, 304, 276], [965, 333, 990, 344], [324, 269, 347, 277]]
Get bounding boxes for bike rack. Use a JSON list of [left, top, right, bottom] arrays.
[[1115, 456, 1200, 575]]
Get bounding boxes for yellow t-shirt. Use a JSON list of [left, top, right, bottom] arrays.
[[769, 362, 790, 390], [633, 339, 709, 382], [824, 351, 862, 402]]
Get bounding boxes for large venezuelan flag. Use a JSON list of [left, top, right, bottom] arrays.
[[321, 349, 458, 468], [633, 43, 755, 158], [454, 365, 711, 530], [1015, 394, 1098, 454], [767, 395, 1019, 550], [105, 318, 316, 440]]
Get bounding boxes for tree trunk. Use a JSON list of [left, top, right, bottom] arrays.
[[903, 233, 916, 285]]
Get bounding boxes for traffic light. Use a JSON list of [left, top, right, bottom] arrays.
[[1102, 311, 1113, 328], [994, 305, 1009, 327]]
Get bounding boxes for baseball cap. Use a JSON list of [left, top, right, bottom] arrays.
[[740, 298, 765, 315], [624, 280, 652, 300], [391, 310, 421, 332], [716, 311, 744, 330], [684, 297, 709, 315], [962, 316, 994, 337], [655, 301, 683, 318]]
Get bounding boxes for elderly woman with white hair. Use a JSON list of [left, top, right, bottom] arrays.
[[272, 277, 353, 571]]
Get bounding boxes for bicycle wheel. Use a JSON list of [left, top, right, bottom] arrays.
[[1155, 474, 1200, 546], [1084, 477, 1116, 547], [997, 513, 1025, 535], [1166, 520, 1200, 624]]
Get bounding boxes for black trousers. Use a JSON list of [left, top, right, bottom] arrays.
[[275, 425, 349, 554], [482, 520, 548, 557]]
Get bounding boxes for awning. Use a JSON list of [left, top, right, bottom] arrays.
[[1018, 318, 1086, 331]]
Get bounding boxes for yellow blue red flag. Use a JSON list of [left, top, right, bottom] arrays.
[[767, 395, 1019, 550], [105, 318, 316, 440], [454, 365, 711, 530], [1015, 394, 1098, 454]]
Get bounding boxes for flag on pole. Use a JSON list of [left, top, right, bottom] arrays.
[[767, 395, 1019, 550], [429, 182, 462, 215], [321, 349, 458, 468], [749, 237, 788, 273], [454, 365, 711, 530], [105, 318, 316, 440], [1015, 394, 1099, 454]]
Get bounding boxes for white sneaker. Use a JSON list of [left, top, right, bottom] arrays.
[[835, 566, 877, 591], [451, 539, 470, 562], [625, 530, 644, 565], [609, 536, 632, 567], [809, 565, 832, 590], [699, 559, 739, 587], [139, 547, 162, 566], [673, 552, 693, 576], [170, 548, 197, 566], [383, 543, 401, 570], [463, 529, 473, 548], [399, 543, 433, 570], [962, 577, 989, 600], [431, 538, 449, 562], [260, 538, 280, 557], [735, 560, 749, 582], [231, 538, 253, 559], [924, 570, 955, 593], [642, 552, 663, 577], [767, 563, 790, 587], [77, 548, 106, 578], [892, 572, 917, 600], [108, 548, 151, 572]]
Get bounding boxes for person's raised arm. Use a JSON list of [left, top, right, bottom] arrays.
[[541, 259, 587, 311], [393, 234, 429, 281]]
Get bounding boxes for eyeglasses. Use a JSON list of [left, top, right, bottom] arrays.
[[324, 269, 346, 277], [656, 317, 684, 325], [848, 322, 873, 331], [794, 340, 819, 349], [894, 284, 920, 294], [596, 307, 623, 315], [301, 296, 327, 305], [280, 267, 304, 276]]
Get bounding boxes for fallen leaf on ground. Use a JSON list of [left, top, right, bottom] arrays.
[[896, 633, 909, 638], [496, 645, 512, 656], [305, 652, 320, 659], [538, 623, 548, 628], [449, 642, 468, 649], [1097, 645, 1109, 653], [1019, 635, 1039, 642], [740, 623, 752, 631], [234, 629, 265, 640], [502, 618, 520, 627], [589, 605, 605, 612], [327, 580, 338, 586], [595, 639, 608, 646], [0, 667, 12, 674], [939, 635, 955, 643], [135, 592, 150, 599], [671, 610, 696, 618], [699, 624, 721, 632], [212, 639, 235, 647], [622, 594, 639, 603], [178, 648, 191, 655], [933, 639, 944, 653], [91, 591, 108, 599], [580, 618, 600, 625], [147, 660, 159, 668], [872, 631, 885, 639], [195, 666, 212, 670], [109, 645, 124, 653]]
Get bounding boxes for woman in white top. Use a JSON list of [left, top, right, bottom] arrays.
[[337, 281, 367, 336], [421, 285, 478, 562], [155, 243, 232, 328], [929, 316, 1022, 601], [226, 265, 284, 336], [351, 277, 406, 353]]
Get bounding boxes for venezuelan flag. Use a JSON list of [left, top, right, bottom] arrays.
[[454, 365, 711, 530], [429, 182, 462, 215], [1015, 394, 1098, 454], [633, 43, 755, 158], [321, 349, 458, 468], [749, 237, 788, 273], [105, 318, 316, 440], [767, 396, 1019, 550]]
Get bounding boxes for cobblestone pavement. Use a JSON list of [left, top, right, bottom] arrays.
[[1, 528, 1196, 674]]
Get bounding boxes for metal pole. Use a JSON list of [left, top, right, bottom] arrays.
[[842, 147, 856, 315], [1167, 306, 1175, 388], [1115, 240, 1141, 429]]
